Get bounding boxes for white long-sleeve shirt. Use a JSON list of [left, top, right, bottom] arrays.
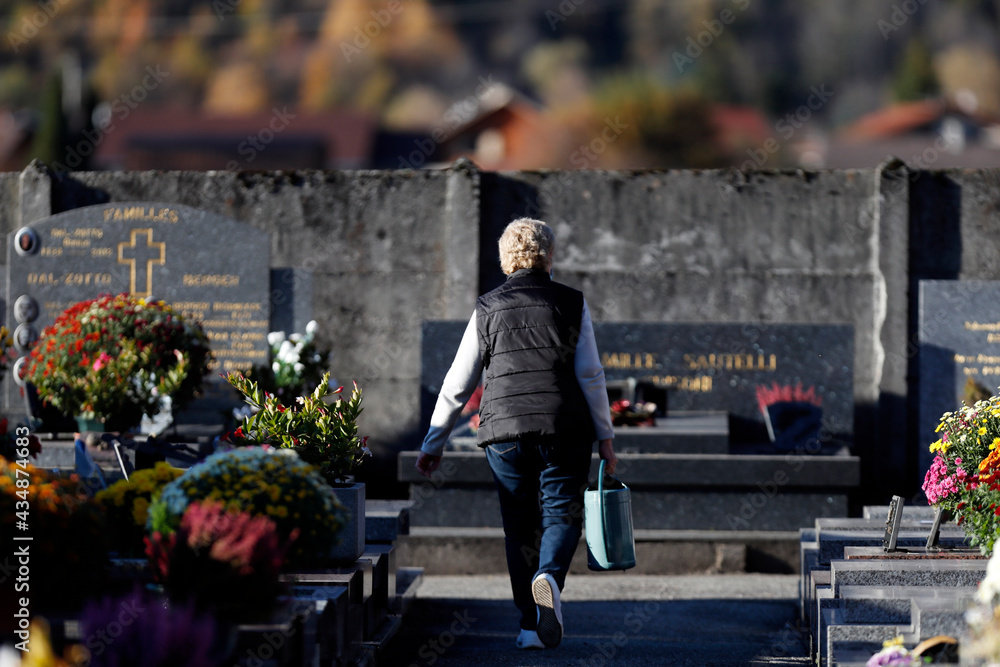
[[421, 300, 615, 456]]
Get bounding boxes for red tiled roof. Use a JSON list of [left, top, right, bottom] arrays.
[[842, 99, 945, 141]]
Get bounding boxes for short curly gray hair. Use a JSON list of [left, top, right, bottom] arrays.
[[498, 217, 555, 275]]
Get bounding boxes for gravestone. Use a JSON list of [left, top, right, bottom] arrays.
[[6, 202, 271, 413], [918, 280, 1000, 477], [421, 321, 855, 447]]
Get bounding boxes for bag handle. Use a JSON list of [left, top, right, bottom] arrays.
[[598, 458, 606, 494]]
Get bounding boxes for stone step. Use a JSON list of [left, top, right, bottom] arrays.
[[398, 450, 860, 487], [829, 559, 987, 596], [394, 526, 802, 575], [823, 596, 968, 667], [398, 451, 859, 531], [449, 411, 731, 454]]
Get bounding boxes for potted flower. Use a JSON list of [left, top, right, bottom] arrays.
[[149, 447, 348, 566], [923, 396, 1000, 553], [146, 499, 298, 622], [24, 294, 213, 432], [95, 461, 184, 557], [221, 371, 370, 562]]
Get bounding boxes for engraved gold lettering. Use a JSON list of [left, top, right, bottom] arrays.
[[966, 321, 1000, 331], [683, 352, 777, 372], [27, 273, 56, 285], [601, 351, 659, 370], [105, 207, 179, 223], [183, 274, 240, 287]]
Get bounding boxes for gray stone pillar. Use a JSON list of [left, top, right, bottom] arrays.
[[873, 157, 911, 491], [442, 158, 480, 317], [19, 160, 52, 226]]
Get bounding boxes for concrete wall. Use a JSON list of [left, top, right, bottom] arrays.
[[6, 159, 990, 500]]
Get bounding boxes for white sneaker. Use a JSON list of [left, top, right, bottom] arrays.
[[531, 573, 563, 648], [516, 629, 545, 649]]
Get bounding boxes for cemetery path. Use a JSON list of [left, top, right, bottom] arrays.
[[380, 574, 810, 666]]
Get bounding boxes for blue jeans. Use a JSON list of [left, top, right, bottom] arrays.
[[485, 437, 592, 630]]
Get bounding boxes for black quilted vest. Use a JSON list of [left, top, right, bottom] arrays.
[[475, 268, 597, 446]]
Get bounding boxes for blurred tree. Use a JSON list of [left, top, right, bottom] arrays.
[[204, 62, 270, 114], [587, 73, 724, 168], [891, 38, 939, 102], [521, 39, 591, 108], [0, 65, 33, 108], [935, 44, 1000, 114], [30, 69, 68, 166]]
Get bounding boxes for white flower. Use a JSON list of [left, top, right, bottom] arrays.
[[267, 331, 286, 346], [278, 340, 295, 362], [272, 361, 281, 373], [289, 333, 303, 344], [294, 362, 304, 374], [306, 320, 319, 335]]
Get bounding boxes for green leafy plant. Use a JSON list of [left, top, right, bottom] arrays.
[[149, 447, 347, 565], [223, 371, 369, 483], [24, 294, 212, 430]]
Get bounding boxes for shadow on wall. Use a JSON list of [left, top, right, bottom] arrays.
[[897, 172, 962, 500], [478, 173, 542, 293]]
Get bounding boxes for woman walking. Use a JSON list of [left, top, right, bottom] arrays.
[[416, 217, 616, 650]]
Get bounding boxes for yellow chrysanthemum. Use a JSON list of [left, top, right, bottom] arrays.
[[131, 497, 150, 525]]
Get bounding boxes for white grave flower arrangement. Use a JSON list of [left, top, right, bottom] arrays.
[[251, 320, 332, 405]]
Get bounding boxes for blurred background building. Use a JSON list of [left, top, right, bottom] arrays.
[[3, 0, 1000, 173]]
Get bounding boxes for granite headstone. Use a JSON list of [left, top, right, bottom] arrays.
[[421, 320, 854, 445], [918, 280, 1000, 476], [6, 202, 271, 411]]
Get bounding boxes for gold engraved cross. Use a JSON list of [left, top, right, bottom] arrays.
[[117, 228, 165, 297]]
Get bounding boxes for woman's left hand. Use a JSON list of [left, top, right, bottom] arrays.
[[415, 452, 442, 477]]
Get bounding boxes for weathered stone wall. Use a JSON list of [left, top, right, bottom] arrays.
[[6, 160, 990, 499]]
